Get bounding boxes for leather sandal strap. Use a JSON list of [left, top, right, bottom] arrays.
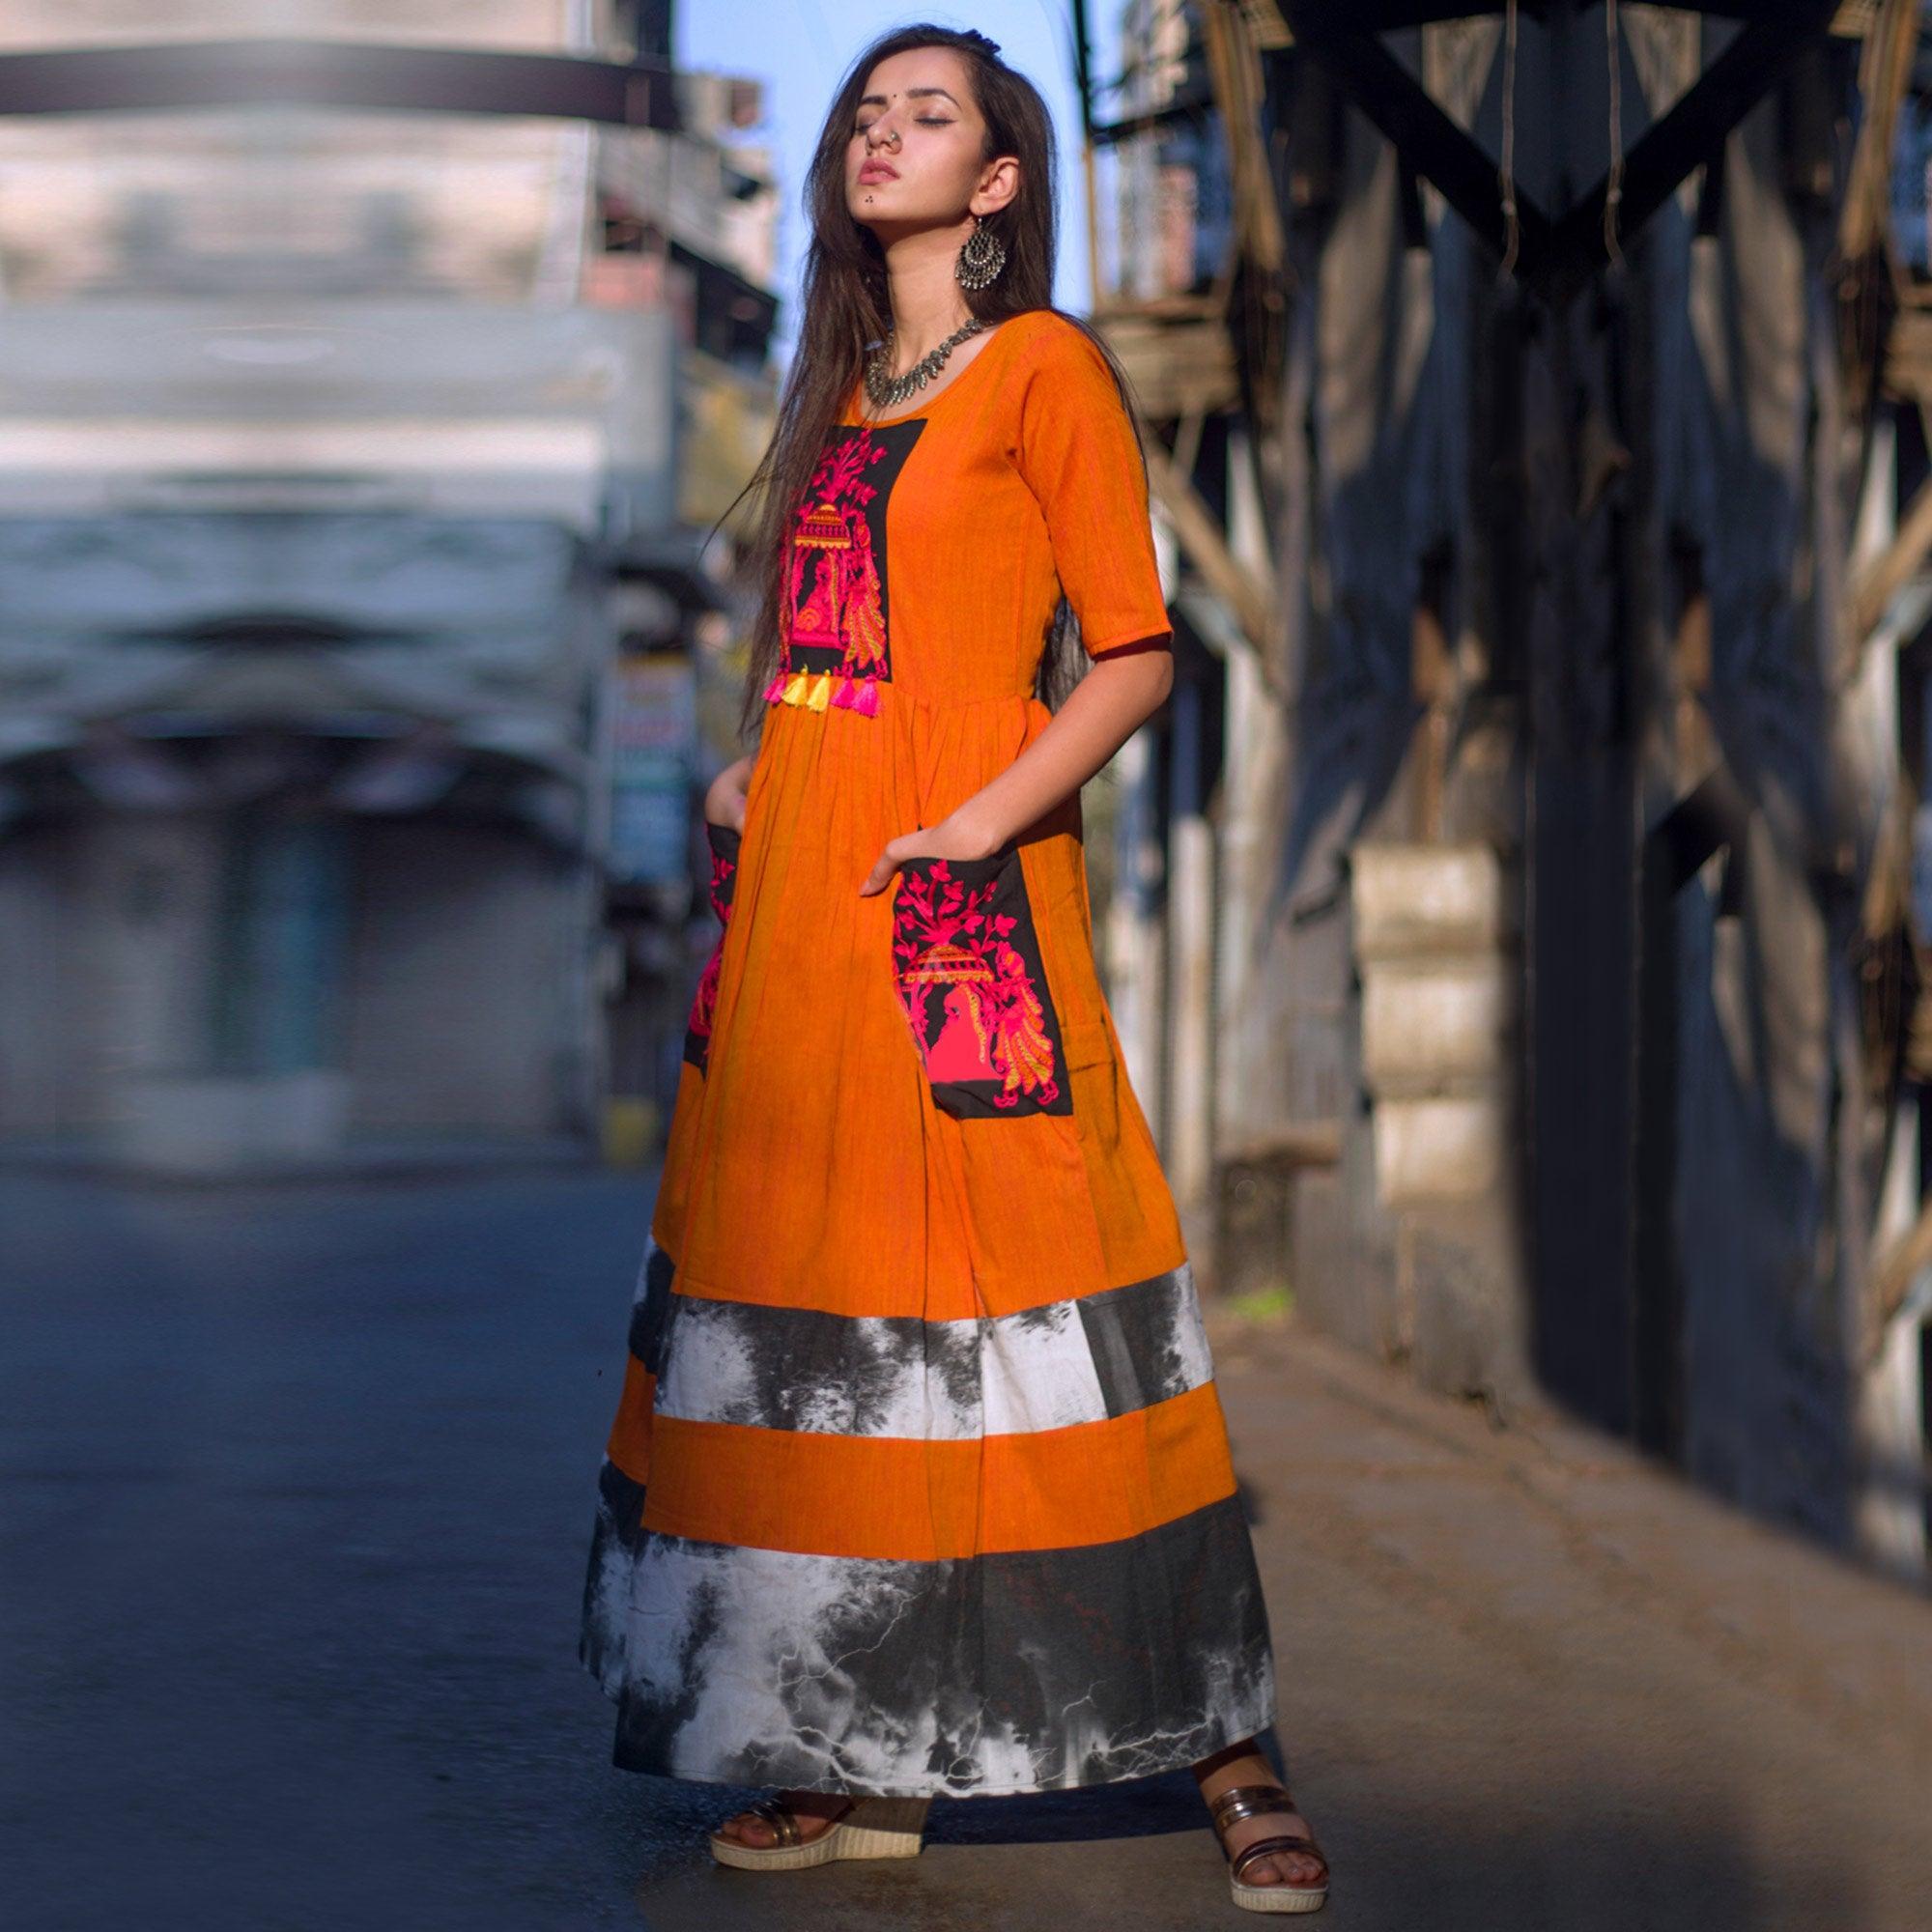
[[748, 1798, 802, 1846], [1231, 1833, 1329, 1887], [1208, 1781, 1296, 1832]]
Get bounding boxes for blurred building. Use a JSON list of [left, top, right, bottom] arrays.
[[0, 2, 777, 1171]]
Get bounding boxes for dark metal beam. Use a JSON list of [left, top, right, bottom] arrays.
[[1532, 6, 1843, 301], [1070, 0, 1098, 142], [1094, 4, 1854, 155], [1281, 0, 1843, 298], [1639, 1, 1861, 23], [0, 38, 680, 128], [1279, 13, 1558, 270], [1285, 2, 1549, 23], [1269, 2, 1860, 26]]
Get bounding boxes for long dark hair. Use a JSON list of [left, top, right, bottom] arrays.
[[727, 23, 1146, 746]]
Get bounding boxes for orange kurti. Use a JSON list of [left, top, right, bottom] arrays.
[[581, 309, 1277, 1798]]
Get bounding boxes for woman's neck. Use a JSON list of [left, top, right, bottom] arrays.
[[881, 223, 978, 369]]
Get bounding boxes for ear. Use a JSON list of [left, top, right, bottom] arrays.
[[969, 154, 1020, 220]]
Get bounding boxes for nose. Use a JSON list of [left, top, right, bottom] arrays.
[[866, 115, 900, 152]]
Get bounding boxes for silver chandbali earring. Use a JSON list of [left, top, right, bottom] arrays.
[[954, 214, 1008, 292]]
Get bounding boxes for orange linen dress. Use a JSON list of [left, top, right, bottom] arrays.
[[580, 308, 1277, 1798]]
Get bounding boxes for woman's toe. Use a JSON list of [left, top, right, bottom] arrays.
[[1246, 1845, 1324, 1887]]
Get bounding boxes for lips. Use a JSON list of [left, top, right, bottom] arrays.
[[858, 160, 898, 184]]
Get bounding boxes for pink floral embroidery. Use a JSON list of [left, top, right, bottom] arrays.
[[765, 420, 924, 715], [891, 857, 1063, 1112], [784, 435, 889, 676]]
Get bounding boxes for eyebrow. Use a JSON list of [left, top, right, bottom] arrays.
[[858, 87, 959, 107]]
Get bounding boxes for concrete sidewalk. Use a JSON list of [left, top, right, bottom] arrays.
[[1202, 1312, 1932, 1930]]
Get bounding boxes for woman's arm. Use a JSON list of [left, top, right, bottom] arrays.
[[856, 639, 1171, 895], [703, 752, 758, 833]]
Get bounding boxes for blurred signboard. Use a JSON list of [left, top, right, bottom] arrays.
[[608, 652, 696, 885]]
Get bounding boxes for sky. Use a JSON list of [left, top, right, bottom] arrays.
[[675, 0, 1118, 356]]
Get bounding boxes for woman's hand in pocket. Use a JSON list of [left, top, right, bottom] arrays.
[[858, 804, 1001, 896], [703, 754, 755, 835]]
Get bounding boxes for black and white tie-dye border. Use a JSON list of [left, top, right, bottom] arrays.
[[582, 1230, 1278, 1795], [639, 1253, 1216, 1439], [581, 1465, 1277, 1797]]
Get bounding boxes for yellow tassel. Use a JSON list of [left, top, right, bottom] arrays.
[[806, 669, 833, 711], [781, 669, 808, 704]]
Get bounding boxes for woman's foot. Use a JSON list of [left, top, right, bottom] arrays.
[[1192, 1741, 1328, 1890], [710, 1788, 855, 1849]]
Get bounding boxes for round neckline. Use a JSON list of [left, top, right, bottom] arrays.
[[842, 314, 1031, 429]]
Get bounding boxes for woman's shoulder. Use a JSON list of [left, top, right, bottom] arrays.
[[994, 306, 1108, 371], [990, 310, 1122, 427]]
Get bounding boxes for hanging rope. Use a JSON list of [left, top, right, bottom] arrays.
[[1604, 0, 1625, 270], [1497, 0, 1520, 281]]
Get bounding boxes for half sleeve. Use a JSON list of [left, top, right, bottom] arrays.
[[1012, 320, 1173, 658]]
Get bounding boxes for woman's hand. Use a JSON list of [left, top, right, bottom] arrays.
[[858, 805, 999, 895], [702, 753, 756, 835]]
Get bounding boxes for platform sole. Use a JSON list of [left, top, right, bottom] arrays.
[[1231, 1872, 1328, 1913], [707, 1796, 932, 1870]]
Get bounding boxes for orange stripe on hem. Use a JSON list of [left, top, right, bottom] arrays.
[[639, 1378, 1236, 1559], [606, 1359, 657, 1486]]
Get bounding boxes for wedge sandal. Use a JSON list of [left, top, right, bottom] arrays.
[[1208, 1781, 1330, 1914], [706, 1793, 932, 1871]]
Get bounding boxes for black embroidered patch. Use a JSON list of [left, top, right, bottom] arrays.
[[890, 847, 1072, 1119], [781, 420, 926, 684]]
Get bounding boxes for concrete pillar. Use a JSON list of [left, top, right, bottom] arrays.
[[1168, 673, 1215, 1206], [1106, 724, 1168, 1149]]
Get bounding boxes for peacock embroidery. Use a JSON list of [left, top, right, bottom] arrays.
[[763, 420, 924, 718], [891, 853, 1071, 1119]]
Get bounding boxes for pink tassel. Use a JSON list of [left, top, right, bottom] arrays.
[[853, 677, 880, 717], [762, 671, 788, 702], [831, 675, 856, 708]]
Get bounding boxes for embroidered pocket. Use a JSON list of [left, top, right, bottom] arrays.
[[682, 820, 741, 1072], [890, 846, 1072, 1118]]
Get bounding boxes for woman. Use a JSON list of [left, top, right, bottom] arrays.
[[579, 23, 1330, 1915]]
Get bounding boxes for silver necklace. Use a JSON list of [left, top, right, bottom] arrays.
[[864, 318, 985, 411]]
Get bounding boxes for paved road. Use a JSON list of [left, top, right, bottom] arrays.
[[3, 1169, 1929, 1931]]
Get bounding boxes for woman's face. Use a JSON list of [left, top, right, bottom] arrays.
[[844, 47, 1017, 237]]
